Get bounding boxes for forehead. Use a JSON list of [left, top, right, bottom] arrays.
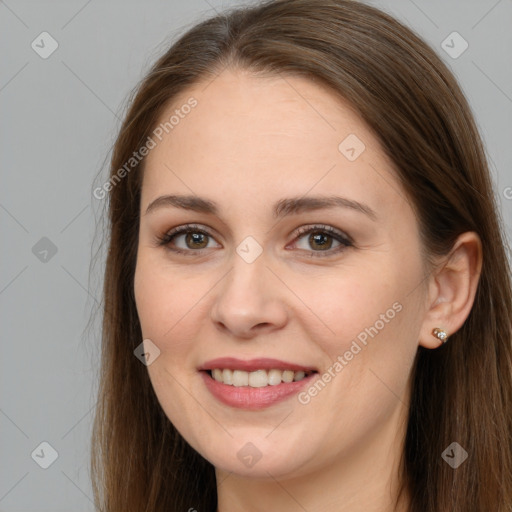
[[141, 68, 406, 218]]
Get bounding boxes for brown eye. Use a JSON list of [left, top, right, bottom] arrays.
[[307, 231, 334, 251], [291, 225, 353, 258], [183, 231, 209, 249], [156, 224, 221, 255]]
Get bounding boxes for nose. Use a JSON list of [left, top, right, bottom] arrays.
[[210, 252, 289, 339]]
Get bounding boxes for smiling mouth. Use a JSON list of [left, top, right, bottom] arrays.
[[205, 368, 317, 387]]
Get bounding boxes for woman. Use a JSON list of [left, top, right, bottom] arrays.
[[90, 0, 512, 510]]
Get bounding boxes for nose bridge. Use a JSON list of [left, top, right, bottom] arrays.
[[222, 231, 270, 298], [232, 241, 270, 296], [210, 242, 289, 337]]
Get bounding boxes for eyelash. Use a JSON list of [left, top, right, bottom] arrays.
[[154, 223, 353, 258]]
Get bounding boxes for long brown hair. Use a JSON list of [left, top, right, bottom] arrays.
[[90, 1, 512, 510]]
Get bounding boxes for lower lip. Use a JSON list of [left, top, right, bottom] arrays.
[[200, 371, 316, 410]]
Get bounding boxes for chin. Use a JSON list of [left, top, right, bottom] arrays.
[[195, 433, 320, 480]]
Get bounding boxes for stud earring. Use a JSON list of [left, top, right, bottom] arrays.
[[432, 327, 448, 343]]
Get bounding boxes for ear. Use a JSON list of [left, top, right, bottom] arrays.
[[418, 231, 483, 349]]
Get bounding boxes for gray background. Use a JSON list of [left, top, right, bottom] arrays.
[[1, 0, 511, 510]]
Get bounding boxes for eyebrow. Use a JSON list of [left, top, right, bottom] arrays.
[[144, 194, 378, 221]]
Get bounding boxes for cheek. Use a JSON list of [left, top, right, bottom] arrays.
[[133, 253, 217, 369], [291, 262, 411, 353], [293, 272, 420, 458], [291, 257, 422, 406], [134, 256, 210, 444], [134, 259, 168, 339], [134, 253, 193, 339]]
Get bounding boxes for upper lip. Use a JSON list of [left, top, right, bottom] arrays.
[[198, 357, 317, 373]]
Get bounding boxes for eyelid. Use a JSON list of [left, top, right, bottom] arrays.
[[286, 224, 353, 257], [155, 222, 353, 257], [154, 223, 221, 254], [291, 224, 353, 245]]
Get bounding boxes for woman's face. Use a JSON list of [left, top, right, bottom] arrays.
[[134, 68, 430, 480]]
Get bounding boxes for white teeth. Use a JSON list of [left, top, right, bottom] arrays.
[[232, 370, 249, 387], [267, 369, 282, 386], [293, 371, 305, 381], [282, 370, 294, 383], [248, 370, 268, 388], [222, 369, 233, 385], [209, 368, 312, 387]]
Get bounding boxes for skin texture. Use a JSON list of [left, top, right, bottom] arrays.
[[133, 68, 482, 512]]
